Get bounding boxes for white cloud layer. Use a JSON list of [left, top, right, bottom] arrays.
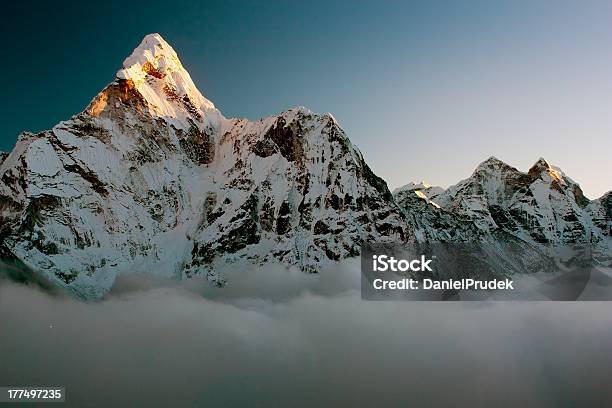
[[1, 261, 611, 407]]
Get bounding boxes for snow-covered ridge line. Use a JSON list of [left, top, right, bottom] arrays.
[[0, 33, 609, 299], [0, 33, 409, 299], [394, 155, 611, 253]]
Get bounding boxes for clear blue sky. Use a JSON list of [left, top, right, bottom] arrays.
[[1, 0, 610, 198]]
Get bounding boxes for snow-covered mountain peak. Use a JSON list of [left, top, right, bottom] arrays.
[[273, 106, 314, 122], [529, 157, 552, 173], [473, 156, 517, 175], [481, 156, 505, 165], [395, 156, 610, 253], [118, 33, 175, 76], [0, 35, 412, 298], [534, 157, 549, 166], [88, 33, 223, 129], [118, 33, 196, 92], [527, 157, 566, 185], [2, 34, 608, 299]]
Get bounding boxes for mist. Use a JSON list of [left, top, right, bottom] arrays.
[[1, 261, 611, 407]]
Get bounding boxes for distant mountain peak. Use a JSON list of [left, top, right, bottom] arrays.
[[483, 155, 504, 164], [393, 181, 444, 210], [473, 156, 515, 173], [528, 157, 566, 185], [529, 157, 553, 174], [534, 157, 549, 166], [393, 181, 444, 195], [394, 181, 430, 192]]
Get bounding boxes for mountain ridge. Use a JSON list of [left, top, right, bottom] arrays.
[[0, 34, 610, 299], [0, 34, 410, 298], [394, 156, 611, 255]]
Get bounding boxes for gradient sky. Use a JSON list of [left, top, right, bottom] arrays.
[[2, 0, 611, 198]]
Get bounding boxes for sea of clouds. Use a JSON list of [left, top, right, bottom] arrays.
[[1, 260, 611, 407]]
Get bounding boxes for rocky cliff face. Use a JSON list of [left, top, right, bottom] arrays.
[[393, 183, 480, 243], [589, 191, 612, 237], [0, 34, 409, 298]]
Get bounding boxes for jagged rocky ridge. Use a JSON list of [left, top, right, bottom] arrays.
[[394, 157, 611, 262], [0, 34, 409, 298], [1, 34, 610, 298]]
